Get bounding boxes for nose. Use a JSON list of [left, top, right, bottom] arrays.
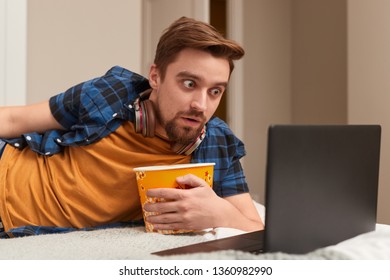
[[190, 90, 207, 112]]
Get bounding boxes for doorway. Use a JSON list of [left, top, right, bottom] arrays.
[[210, 0, 227, 122]]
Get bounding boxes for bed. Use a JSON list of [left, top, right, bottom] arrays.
[[0, 203, 389, 260]]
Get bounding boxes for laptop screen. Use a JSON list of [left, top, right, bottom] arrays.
[[264, 125, 381, 254], [153, 125, 381, 256]]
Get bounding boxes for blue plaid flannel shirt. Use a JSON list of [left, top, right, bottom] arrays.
[[0, 66, 248, 238]]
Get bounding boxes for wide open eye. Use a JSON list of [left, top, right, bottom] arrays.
[[209, 88, 224, 96], [183, 80, 195, 88]]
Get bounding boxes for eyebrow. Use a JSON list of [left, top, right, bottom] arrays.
[[177, 71, 228, 88]]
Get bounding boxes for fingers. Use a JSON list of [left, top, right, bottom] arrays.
[[145, 174, 209, 199], [145, 210, 195, 231], [152, 222, 190, 231], [144, 204, 191, 230], [143, 174, 214, 231], [176, 174, 209, 188], [143, 199, 178, 213], [146, 187, 184, 201], [143, 189, 192, 230], [146, 212, 180, 224]]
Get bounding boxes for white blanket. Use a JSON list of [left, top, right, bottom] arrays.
[[0, 223, 389, 260], [1, 200, 390, 259]]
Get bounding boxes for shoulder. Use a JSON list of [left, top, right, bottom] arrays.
[[92, 66, 150, 99], [50, 66, 150, 122], [106, 66, 149, 88], [206, 117, 242, 143], [195, 117, 246, 159]]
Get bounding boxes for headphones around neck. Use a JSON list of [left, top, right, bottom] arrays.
[[133, 89, 205, 155]]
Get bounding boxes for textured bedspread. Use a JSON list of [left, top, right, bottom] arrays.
[[0, 223, 389, 260], [1, 201, 389, 260]]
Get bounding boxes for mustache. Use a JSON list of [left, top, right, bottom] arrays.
[[177, 109, 207, 122]]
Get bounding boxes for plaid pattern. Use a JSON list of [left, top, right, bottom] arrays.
[[2, 66, 150, 155], [0, 66, 248, 238], [0, 140, 5, 157], [192, 117, 248, 197]]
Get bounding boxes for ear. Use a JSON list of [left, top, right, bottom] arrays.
[[148, 64, 160, 89]]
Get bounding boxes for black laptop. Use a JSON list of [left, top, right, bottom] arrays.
[[153, 125, 381, 256]]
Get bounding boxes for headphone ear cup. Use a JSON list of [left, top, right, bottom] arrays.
[[140, 99, 155, 138]]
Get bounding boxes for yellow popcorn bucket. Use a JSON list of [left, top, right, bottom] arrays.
[[133, 163, 215, 234]]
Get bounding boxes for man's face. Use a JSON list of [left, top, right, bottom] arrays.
[[149, 48, 230, 144]]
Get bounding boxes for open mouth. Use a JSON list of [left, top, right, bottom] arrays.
[[182, 117, 202, 126], [185, 117, 200, 123]]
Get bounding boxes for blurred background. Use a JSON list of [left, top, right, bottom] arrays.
[[1, 0, 389, 224]]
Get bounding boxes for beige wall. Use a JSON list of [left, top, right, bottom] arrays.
[[242, 0, 292, 202], [242, 0, 347, 199], [26, 0, 207, 101], [0, 0, 27, 106], [348, 0, 390, 224], [291, 0, 347, 124], [242, 0, 390, 224], [27, 0, 142, 104]]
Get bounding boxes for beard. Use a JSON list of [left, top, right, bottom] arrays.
[[161, 110, 206, 145]]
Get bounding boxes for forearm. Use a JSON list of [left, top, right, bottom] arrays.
[[214, 196, 264, 232], [0, 106, 18, 138], [0, 102, 63, 138]]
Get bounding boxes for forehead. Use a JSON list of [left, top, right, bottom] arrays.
[[165, 48, 230, 84]]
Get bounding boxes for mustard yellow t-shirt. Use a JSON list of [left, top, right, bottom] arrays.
[[0, 121, 190, 231]]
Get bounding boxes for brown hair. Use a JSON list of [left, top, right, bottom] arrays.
[[154, 17, 245, 80]]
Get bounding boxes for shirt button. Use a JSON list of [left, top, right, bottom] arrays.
[[14, 143, 20, 147], [45, 152, 51, 155], [112, 113, 118, 118], [26, 136, 32, 141], [56, 138, 62, 143]]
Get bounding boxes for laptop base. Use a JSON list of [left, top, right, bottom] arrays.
[[153, 230, 264, 256]]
